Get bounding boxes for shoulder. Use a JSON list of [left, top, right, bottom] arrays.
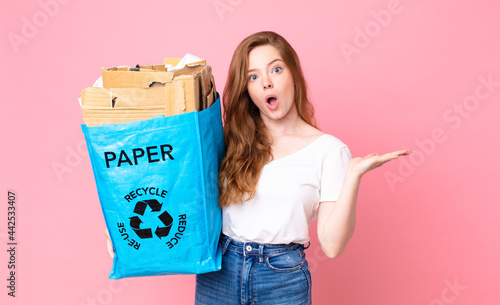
[[316, 133, 349, 151], [316, 134, 352, 170]]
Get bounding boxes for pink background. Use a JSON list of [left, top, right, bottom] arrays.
[[1, 0, 499, 304]]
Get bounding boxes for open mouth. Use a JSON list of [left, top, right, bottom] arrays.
[[266, 95, 277, 105]]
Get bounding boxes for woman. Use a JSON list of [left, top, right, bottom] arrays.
[[106, 31, 411, 304], [194, 31, 411, 304]]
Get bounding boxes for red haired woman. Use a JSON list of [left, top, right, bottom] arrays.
[[193, 31, 411, 304]]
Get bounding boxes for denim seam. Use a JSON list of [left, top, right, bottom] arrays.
[[250, 259, 256, 305], [240, 249, 246, 305], [264, 251, 303, 273], [300, 264, 312, 304], [226, 248, 244, 254]]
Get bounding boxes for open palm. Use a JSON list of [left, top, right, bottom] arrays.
[[349, 149, 412, 176]]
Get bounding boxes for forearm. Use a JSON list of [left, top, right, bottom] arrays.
[[319, 168, 361, 258]]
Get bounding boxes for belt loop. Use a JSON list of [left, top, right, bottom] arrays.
[[303, 241, 310, 250], [258, 244, 264, 263], [220, 234, 232, 255]]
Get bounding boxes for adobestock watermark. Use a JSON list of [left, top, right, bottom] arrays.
[[8, 0, 72, 53], [79, 279, 129, 305], [340, 0, 404, 64], [384, 73, 499, 191], [213, 0, 245, 21], [429, 278, 466, 305], [52, 139, 88, 183], [305, 244, 329, 273]]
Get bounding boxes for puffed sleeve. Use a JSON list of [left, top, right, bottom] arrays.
[[319, 145, 352, 202]]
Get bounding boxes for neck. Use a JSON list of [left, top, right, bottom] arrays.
[[261, 114, 307, 139]]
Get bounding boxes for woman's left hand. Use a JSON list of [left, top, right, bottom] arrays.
[[348, 149, 412, 177]]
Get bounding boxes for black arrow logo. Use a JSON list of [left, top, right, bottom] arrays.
[[129, 216, 143, 229], [134, 200, 163, 216], [133, 228, 153, 239], [155, 211, 173, 239], [133, 201, 147, 216], [155, 226, 171, 239], [144, 199, 162, 212], [129, 199, 172, 240], [158, 211, 173, 226], [129, 216, 153, 238]]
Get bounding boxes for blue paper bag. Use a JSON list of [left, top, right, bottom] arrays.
[[81, 97, 224, 279]]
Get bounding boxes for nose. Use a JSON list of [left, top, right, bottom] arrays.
[[263, 77, 273, 89]]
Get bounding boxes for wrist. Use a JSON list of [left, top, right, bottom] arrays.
[[346, 165, 363, 182]]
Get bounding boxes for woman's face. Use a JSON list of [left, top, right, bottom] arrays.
[[246, 44, 297, 126]]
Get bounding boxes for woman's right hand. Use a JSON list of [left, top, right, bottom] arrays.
[[104, 229, 115, 259]]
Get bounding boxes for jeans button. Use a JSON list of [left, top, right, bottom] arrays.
[[246, 245, 252, 252]]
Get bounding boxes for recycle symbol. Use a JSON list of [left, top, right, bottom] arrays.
[[129, 199, 173, 239]]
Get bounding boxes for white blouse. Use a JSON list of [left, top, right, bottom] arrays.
[[222, 134, 352, 244]]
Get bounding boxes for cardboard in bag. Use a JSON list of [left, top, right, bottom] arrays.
[[81, 87, 168, 126], [81, 59, 216, 127], [101, 58, 206, 88]]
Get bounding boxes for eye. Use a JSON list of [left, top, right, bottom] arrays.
[[249, 74, 258, 81], [272, 67, 282, 73]]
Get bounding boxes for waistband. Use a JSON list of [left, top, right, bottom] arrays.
[[220, 234, 308, 258]]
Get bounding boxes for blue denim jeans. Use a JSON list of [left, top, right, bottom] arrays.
[[195, 234, 312, 305]]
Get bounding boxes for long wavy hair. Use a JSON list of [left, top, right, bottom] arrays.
[[219, 31, 316, 207]]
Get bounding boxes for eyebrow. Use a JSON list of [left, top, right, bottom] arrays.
[[247, 58, 283, 73]]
